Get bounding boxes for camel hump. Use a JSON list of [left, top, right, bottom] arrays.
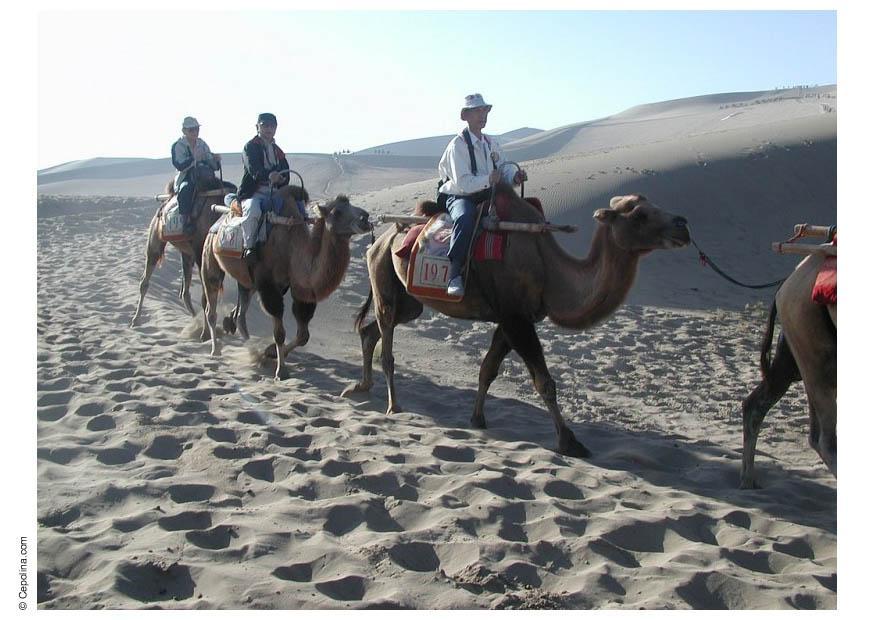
[[415, 199, 446, 217]]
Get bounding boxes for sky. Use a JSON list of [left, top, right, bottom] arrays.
[[37, 8, 836, 169]]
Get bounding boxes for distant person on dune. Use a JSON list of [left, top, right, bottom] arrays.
[[171, 116, 222, 232], [437, 93, 527, 296], [237, 112, 298, 265]]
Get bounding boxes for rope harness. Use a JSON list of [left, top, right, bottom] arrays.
[[688, 223, 834, 290]]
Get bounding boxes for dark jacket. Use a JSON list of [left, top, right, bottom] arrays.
[[238, 135, 290, 200]]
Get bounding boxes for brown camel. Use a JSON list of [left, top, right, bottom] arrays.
[[343, 185, 690, 457], [200, 185, 373, 379], [130, 172, 235, 327], [741, 253, 836, 488]]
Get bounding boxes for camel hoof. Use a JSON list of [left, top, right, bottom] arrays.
[[341, 383, 372, 398], [238, 326, 250, 341], [558, 430, 591, 458], [222, 316, 237, 334], [275, 367, 290, 381], [470, 415, 487, 429], [129, 318, 139, 328], [386, 404, 402, 415], [739, 477, 761, 490]]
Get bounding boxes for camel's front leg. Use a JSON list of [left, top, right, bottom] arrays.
[[282, 298, 315, 357], [502, 317, 590, 458], [130, 235, 165, 327], [235, 283, 253, 340], [180, 252, 196, 316], [341, 319, 381, 397], [471, 326, 512, 429], [257, 283, 288, 379]]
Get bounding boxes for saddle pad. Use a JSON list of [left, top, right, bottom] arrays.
[[159, 199, 190, 242], [395, 223, 504, 261], [406, 216, 463, 302], [213, 213, 245, 258], [812, 239, 837, 305]]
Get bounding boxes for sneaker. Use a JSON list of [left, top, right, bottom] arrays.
[[243, 248, 258, 265], [446, 275, 465, 296]]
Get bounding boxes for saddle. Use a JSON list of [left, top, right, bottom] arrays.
[[811, 236, 837, 305], [398, 195, 544, 302]]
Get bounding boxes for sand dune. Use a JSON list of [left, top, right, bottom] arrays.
[[37, 86, 836, 609]]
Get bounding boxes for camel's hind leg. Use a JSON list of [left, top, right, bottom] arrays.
[[179, 252, 196, 316], [740, 335, 800, 489], [130, 227, 165, 327], [200, 248, 225, 355], [343, 289, 422, 399], [501, 316, 590, 458], [471, 325, 513, 429]]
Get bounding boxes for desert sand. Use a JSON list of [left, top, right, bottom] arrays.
[[36, 86, 836, 609]]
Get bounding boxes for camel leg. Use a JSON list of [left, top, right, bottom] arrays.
[[179, 252, 196, 316], [471, 325, 513, 429], [501, 317, 590, 458], [260, 297, 316, 360], [283, 298, 315, 357], [258, 283, 288, 380], [131, 226, 166, 327], [201, 267, 224, 357], [341, 319, 381, 396], [235, 283, 252, 340], [804, 381, 837, 477], [740, 335, 800, 489]]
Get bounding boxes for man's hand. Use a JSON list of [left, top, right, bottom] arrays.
[[214, 153, 222, 163], [489, 169, 501, 185], [513, 169, 528, 184], [268, 171, 285, 185]]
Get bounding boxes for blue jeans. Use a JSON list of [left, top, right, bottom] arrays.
[[446, 194, 481, 280], [242, 186, 284, 248], [176, 181, 195, 217]]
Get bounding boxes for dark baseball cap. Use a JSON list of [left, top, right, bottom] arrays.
[[257, 112, 277, 125]]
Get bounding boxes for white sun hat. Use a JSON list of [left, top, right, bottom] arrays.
[[182, 116, 200, 129], [460, 93, 492, 118]]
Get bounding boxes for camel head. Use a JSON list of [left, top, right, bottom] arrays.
[[314, 195, 373, 237], [593, 195, 690, 253]]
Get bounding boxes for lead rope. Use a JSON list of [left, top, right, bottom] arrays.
[[687, 224, 785, 289]]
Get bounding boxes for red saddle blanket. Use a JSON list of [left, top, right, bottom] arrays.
[[393, 196, 544, 261], [811, 237, 836, 305]]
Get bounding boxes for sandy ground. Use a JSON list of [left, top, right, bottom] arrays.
[[36, 87, 836, 609]]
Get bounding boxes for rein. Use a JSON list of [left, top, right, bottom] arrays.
[[687, 224, 785, 289]]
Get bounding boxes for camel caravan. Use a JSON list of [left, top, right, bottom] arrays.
[[129, 104, 836, 485]]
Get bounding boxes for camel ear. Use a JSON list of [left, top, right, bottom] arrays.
[[316, 203, 331, 218], [609, 196, 627, 209], [593, 208, 617, 223]]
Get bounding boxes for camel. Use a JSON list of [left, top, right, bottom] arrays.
[[740, 253, 836, 488], [130, 172, 236, 327], [343, 185, 690, 457], [200, 185, 373, 379]]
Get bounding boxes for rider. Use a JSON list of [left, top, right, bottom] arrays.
[[437, 94, 527, 296], [238, 112, 290, 265], [171, 116, 222, 232]]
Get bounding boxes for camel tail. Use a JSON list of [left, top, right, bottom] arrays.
[[353, 289, 373, 333], [759, 300, 778, 378]]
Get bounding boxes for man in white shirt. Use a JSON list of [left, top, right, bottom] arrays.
[[437, 94, 527, 296]]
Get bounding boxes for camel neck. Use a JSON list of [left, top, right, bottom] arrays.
[[287, 219, 351, 303], [541, 227, 641, 330]]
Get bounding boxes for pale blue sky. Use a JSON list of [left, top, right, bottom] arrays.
[[38, 10, 836, 168]]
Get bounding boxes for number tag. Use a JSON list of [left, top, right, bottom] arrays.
[[415, 255, 451, 289]]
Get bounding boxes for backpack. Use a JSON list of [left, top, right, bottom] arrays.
[[436, 129, 496, 209]]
